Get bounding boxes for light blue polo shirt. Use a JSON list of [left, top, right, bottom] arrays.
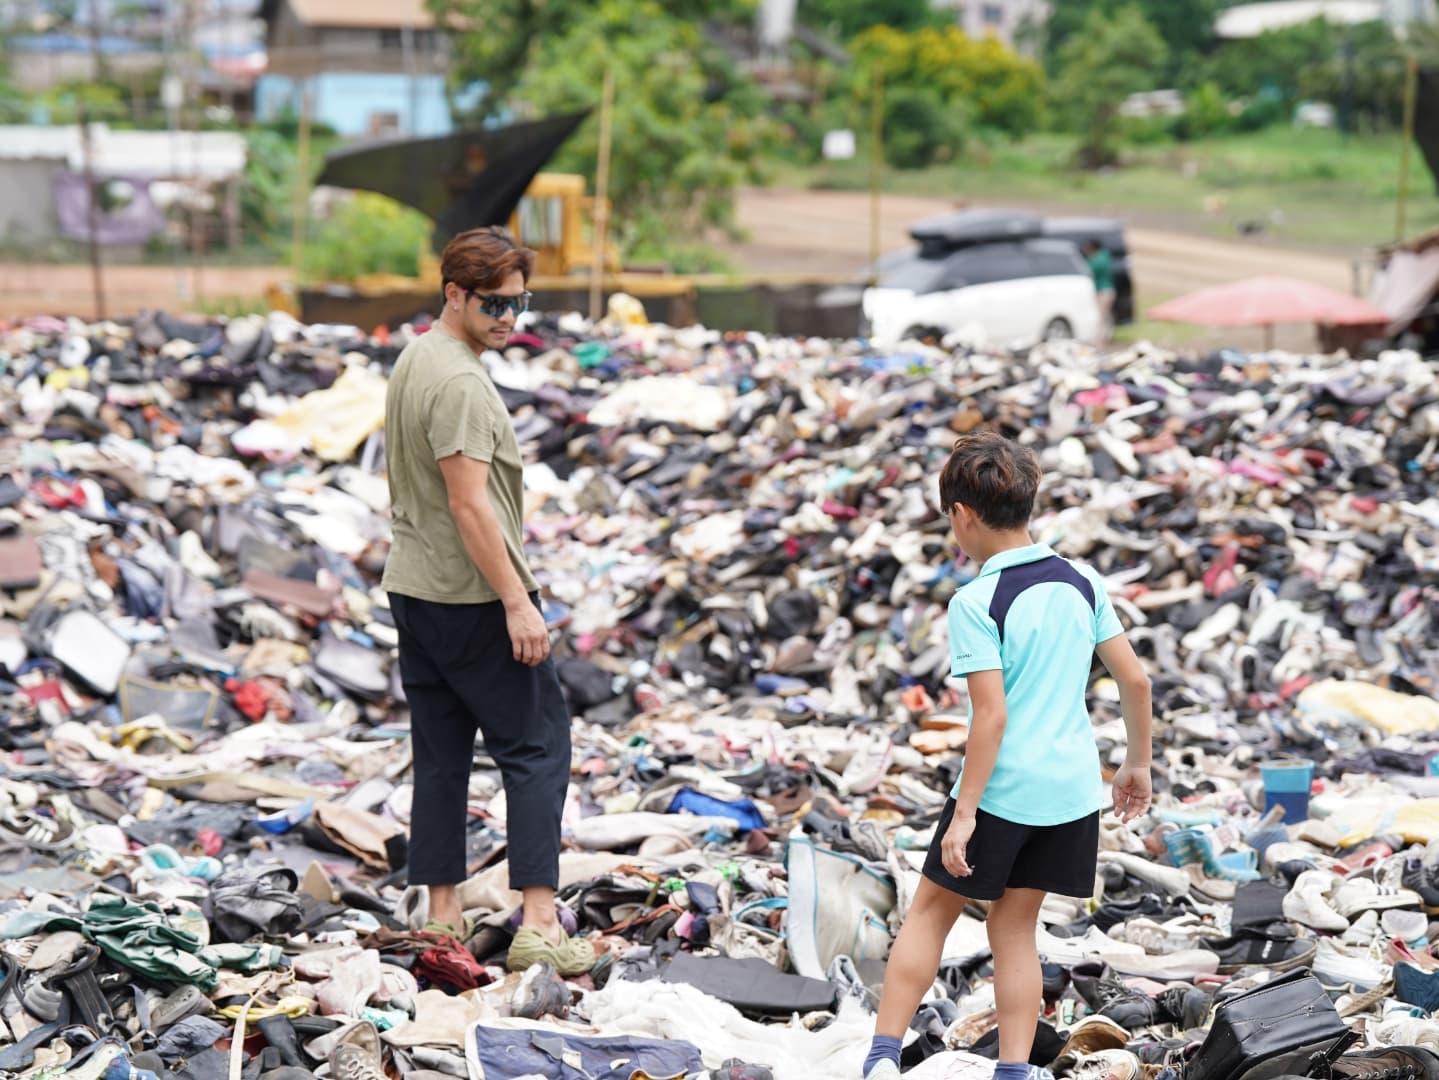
[[947, 543, 1124, 826]]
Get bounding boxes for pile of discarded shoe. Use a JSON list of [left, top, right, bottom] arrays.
[[0, 307, 1437, 1079]]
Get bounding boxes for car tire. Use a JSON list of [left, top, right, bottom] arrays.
[[1042, 318, 1073, 341]]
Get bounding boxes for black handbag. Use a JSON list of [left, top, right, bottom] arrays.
[[1185, 969, 1359, 1080]]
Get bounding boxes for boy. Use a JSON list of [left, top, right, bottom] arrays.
[[863, 432, 1153, 1080]]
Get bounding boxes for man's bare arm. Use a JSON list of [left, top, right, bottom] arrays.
[[437, 454, 549, 665]]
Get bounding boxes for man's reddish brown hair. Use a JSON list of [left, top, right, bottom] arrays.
[[440, 226, 537, 293]]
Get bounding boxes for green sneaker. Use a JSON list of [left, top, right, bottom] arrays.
[[506, 927, 596, 977]]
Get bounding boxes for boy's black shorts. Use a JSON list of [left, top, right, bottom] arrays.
[[922, 798, 1100, 901]]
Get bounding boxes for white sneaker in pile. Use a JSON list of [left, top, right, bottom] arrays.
[[1342, 910, 1385, 955], [1312, 938, 1388, 991], [1372, 1015, 1439, 1053], [1036, 925, 1143, 966], [1282, 870, 1349, 932], [1332, 877, 1423, 918], [1383, 908, 1430, 946], [1072, 1050, 1141, 1080], [1114, 915, 1226, 954]]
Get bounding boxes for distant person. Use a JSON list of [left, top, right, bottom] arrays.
[[383, 225, 595, 977], [1084, 240, 1115, 343], [861, 432, 1153, 1080]]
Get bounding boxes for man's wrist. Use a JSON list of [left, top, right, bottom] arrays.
[[953, 803, 978, 819], [500, 590, 533, 611], [1123, 755, 1152, 768]]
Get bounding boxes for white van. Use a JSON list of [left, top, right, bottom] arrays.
[[861, 238, 1103, 348]]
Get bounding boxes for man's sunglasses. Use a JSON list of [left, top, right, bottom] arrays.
[[465, 289, 532, 319]]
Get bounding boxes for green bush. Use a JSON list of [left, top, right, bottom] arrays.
[[1175, 81, 1232, 141], [300, 193, 432, 282], [884, 87, 968, 169], [1122, 115, 1178, 145], [1235, 88, 1287, 132]]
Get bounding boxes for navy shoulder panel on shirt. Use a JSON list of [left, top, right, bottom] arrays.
[[989, 556, 1096, 642]]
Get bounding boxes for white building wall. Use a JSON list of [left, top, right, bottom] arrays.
[[930, 0, 1050, 50]]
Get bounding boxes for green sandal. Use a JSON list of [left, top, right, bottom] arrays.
[[506, 927, 596, 977], [423, 917, 474, 941]]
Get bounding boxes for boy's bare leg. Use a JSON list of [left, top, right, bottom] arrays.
[[987, 887, 1048, 1063], [874, 877, 969, 1038]]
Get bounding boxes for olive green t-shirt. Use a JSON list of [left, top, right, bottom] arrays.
[[380, 329, 538, 604]]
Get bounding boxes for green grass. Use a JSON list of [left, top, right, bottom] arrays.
[[193, 295, 271, 318], [779, 127, 1439, 252]]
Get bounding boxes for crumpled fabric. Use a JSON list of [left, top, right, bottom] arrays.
[[271, 365, 388, 462], [0, 894, 219, 989], [1297, 679, 1439, 735], [202, 866, 304, 944]]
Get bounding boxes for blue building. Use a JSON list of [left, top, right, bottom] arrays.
[[257, 0, 480, 139]]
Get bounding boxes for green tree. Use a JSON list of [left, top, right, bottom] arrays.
[[851, 23, 1046, 144], [467, 0, 779, 251], [1191, 18, 1406, 131], [432, 0, 756, 122], [1054, 6, 1168, 167], [1045, 0, 1218, 82], [806, 0, 946, 39]]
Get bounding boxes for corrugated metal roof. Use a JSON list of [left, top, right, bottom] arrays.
[[0, 125, 247, 180], [1216, 0, 1382, 38]]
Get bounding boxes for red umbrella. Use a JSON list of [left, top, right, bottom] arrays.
[[1148, 275, 1390, 349]]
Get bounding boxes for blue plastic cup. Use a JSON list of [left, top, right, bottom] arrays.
[[1261, 759, 1315, 823]]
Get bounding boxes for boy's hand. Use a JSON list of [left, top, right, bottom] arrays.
[[942, 810, 976, 877], [1111, 763, 1152, 822]]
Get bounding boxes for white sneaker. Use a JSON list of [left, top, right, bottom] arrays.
[[1344, 909, 1382, 945], [1333, 877, 1423, 918], [1103, 947, 1221, 981], [1383, 908, 1429, 944], [1097, 851, 1191, 897], [1313, 938, 1388, 991], [1282, 870, 1349, 932], [1114, 915, 1225, 954], [1263, 841, 1344, 876], [1035, 926, 1143, 966], [863, 1062, 901, 1080], [1072, 1049, 1141, 1080], [1373, 1016, 1439, 1053]]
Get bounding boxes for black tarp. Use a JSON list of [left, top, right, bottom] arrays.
[[314, 111, 590, 252], [1416, 69, 1439, 196]]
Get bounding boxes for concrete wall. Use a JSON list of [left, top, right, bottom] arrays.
[[0, 159, 64, 244], [10, 49, 163, 92]]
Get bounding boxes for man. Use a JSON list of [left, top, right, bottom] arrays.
[[382, 226, 594, 977], [1083, 240, 1116, 344]]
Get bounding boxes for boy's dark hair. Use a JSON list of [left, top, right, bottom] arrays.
[[938, 432, 1041, 530], [440, 226, 536, 294]]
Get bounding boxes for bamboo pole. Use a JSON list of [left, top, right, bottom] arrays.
[[869, 68, 883, 283], [589, 67, 616, 323], [78, 103, 106, 322], [1398, 54, 1419, 244], [291, 85, 313, 280]]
